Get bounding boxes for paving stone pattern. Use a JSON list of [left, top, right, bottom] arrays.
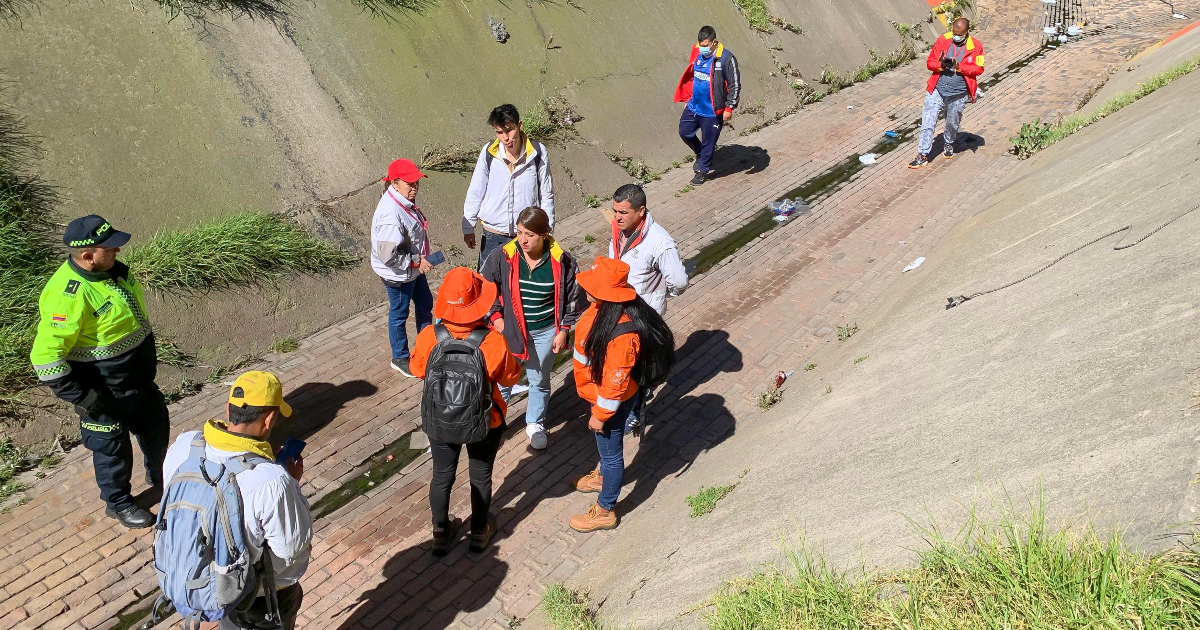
[[0, 0, 1192, 627]]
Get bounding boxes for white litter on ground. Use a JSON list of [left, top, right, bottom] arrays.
[[902, 257, 926, 272], [859, 153, 878, 165]]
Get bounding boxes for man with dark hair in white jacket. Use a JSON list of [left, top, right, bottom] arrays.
[[607, 184, 688, 316], [463, 104, 555, 269]]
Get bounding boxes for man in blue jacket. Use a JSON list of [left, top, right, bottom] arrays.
[[674, 25, 741, 186]]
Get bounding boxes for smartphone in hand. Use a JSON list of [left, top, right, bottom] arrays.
[[276, 438, 306, 464], [426, 251, 447, 266]]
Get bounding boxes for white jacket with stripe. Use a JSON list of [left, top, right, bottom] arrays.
[[609, 212, 689, 315], [462, 137, 555, 236]]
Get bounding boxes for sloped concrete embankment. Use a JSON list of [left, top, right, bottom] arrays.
[[563, 52, 1200, 630], [0, 0, 933, 367]]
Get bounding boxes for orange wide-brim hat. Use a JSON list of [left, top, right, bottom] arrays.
[[434, 267, 499, 324], [576, 257, 638, 303]]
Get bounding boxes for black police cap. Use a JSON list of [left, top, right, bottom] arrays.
[[63, 215, 131, 249]]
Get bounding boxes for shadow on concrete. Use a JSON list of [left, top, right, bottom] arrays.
[[330, 330, 742, 629], [931, 132, 986, 157], [709, 144, 771, 180], [272, 379, 379, 450]]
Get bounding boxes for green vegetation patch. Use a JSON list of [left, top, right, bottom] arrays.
[[523, 95, 581, 144], [687, 482, 738, 517], [541, 584, 613, 630], [706, 502, 1200, 630], [821, 46, 919, 94], [270, 336, 299, 353], [125, 212, 357, 294], [733, 0, 801, 34], [836, 323, 859, 341], [1011, 54, 1200, 159]]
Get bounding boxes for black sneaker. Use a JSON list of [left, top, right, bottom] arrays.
[[908, 154, 930, 169], [690, 171, 706, 186], [943, 145, 954, 160], [391, 358, 414, 377], [106, 504, 155, 529]]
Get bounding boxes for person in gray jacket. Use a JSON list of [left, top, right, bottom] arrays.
[[607, 184, 688, 316], [371, 158, 434, 377], [463, 104, 555, 268]]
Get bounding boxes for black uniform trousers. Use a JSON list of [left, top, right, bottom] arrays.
[[67, 336, 171, 510]]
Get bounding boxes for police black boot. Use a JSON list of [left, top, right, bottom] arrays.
[[106, 504, 155, 529]]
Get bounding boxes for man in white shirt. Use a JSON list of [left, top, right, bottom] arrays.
[[608, 184, 688, 316], [463, 104, 555, 268], [162, 371, 312, 630]]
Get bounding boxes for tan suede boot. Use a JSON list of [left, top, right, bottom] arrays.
[[569, 504, 617, 532], [573, 469, 604, 493]]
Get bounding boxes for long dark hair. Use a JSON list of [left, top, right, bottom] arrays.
[[584, 296, 676, 388]]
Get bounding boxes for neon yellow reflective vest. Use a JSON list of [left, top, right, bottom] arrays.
[[30, 259, 151, 382]]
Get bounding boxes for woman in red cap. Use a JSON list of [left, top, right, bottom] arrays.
[[371, 158, 435, 377], [410, 267, 521, 555], [569, 257, 675, 532]]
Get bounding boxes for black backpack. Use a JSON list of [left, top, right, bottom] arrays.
[[421, 325, 493, 444]]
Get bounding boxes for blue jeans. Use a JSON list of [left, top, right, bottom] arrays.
[[384, 276, 433, 360], [594, 395, 640, 511], [477, 231, 512, 270], [500, 325, 558, 432], [679, 109, 724, 174]]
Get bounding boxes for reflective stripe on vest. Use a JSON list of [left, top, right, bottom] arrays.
[[596, 396, 621, 411], [573, 349, 590, 365]]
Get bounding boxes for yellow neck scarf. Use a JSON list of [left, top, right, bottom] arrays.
[[202, 419, 275, 461]]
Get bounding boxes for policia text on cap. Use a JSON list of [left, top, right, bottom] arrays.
[[29, 215, 170, 529]]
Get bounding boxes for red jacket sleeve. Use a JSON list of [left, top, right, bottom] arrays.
[[590, 332, 639, 422], [927, 38, 946, 73], [959, 40, 985, 78], [673, 45, 700, 103]]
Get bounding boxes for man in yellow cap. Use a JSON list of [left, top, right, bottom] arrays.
[[161, 371, 312, 630]]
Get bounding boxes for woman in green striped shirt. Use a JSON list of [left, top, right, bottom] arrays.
[[481, 207, 585, 449]]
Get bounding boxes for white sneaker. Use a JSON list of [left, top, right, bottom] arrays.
[[528, 426, 548, 450]]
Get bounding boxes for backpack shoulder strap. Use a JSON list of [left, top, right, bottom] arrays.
[[612, 321, 639, 338], [533, 147, 543, 207], [223, 453, 273, 475], [188, 433, 207, 461], [434, 323, 452, 343], [464, 327, 490, 349]]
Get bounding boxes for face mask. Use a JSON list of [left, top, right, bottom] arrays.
[[698, 45, 712, 57], [952, 35, 966, 44]]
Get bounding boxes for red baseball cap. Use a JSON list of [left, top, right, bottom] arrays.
[[383, 159, 427, 184]]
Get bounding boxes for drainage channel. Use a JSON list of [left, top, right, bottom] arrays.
[[684, 119, 921, 276], [310, 428, 425, 520]]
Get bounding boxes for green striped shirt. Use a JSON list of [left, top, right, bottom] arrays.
[[519, 251, 554, 331]]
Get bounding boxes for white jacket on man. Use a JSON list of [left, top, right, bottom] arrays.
[[462, 136, 554, 236], [162, 432, 313, 587], [371, 188, 430, 284], [609, 212, 689, 315]]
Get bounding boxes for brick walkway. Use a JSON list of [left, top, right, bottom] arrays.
[[1, 0, 1193, 627]]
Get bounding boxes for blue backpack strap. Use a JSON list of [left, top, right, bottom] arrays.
[[222, 453, 274, 475], [188, 433, 207, 461]]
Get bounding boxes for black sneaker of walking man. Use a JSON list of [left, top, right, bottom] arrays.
[[690, 171, 706, 186], [908, 154, 930, 169], [944, 144, 955, 159]]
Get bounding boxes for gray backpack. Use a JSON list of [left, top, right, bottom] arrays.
[[149, 434, 281, 629], [421, 325, 493, 444]]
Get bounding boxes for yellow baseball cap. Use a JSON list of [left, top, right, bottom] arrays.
[[228, 371, 292, 417]]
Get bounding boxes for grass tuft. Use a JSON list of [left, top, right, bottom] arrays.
[[1011, 54, 1200, 159], [421, 141, 483, 173], [804, 363, 816, 371], [524, 95, 581, 143], [155, 338, 196, 368], [707, 496, 1200, 630], [757, 385, 782, 410], [271, 336, 300, 353], [732, 0, 801, 34], [124, 212, 357, 294], [854, 355, 868, 364], [836, 323, 859, 341], [0, 438, 28, 505], [541, 584, 612, 630], [687, 483, 738, 517], [821, 46, 919, 94]]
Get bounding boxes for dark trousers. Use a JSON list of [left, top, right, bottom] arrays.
[[477, 231, 512, 270], [679, 109, 724, 174], [385, 276, 433, 360], [79, 385, 170, 510], [219, 584, 304, 630], [429, 425, 504, 531]]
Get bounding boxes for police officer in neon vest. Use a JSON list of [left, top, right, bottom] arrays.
[[30, 215, 169, 529]]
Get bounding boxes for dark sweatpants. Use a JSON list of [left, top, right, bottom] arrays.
[[79, 384, 170, 510], [428, 425, 504, 532], [679, 109, 724, 174]]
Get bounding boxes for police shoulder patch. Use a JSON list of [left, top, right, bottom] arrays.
[[64, 279, 81, 296]]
